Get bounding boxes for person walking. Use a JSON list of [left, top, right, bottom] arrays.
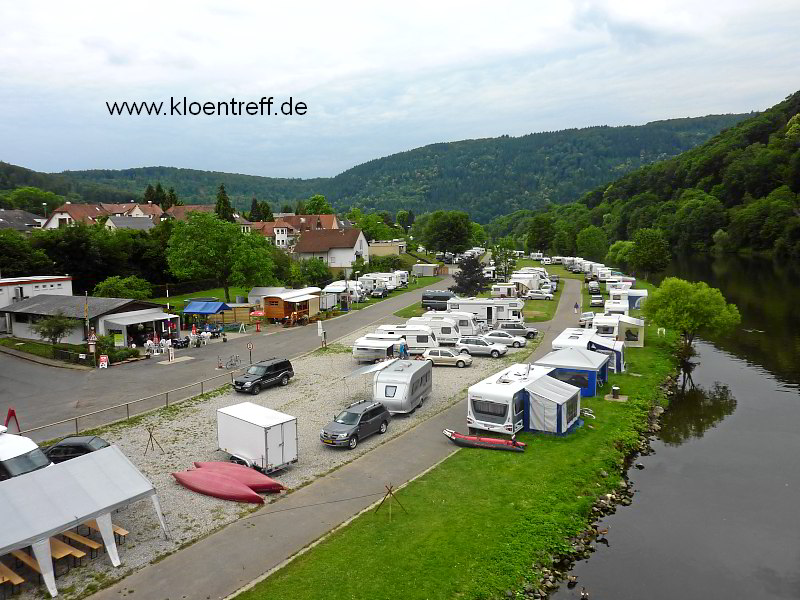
[[574, 301, 579, 314]]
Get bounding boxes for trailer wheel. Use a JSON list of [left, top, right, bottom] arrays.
[[491, 350, 500, 358], [250, 383, 261, 395], [348, 436, 358, 449], [456, 360, 466, 368], [379, 421, 388, 434]]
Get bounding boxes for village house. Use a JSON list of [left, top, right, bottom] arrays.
[[292, 228, 369, 275], [105, 216, 155, 231], [368, 239, 407, 256], [0, 275, 73, 333], [166, 204, 252, 233], [0, 208, 41, 233]]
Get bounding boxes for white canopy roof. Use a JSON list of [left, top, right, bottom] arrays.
[[217, 402, 295, 427], [535, 347, 610, 371], [284, 294, 317, 303], [618, 315, 645, 326], [527, 375, 580, 405], [105, 312, 178, 326], [345, 358, 398, 378]]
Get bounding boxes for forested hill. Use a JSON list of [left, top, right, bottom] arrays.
[[13, 113, 748, 220]]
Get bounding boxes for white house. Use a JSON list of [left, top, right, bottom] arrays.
[[292, 228, 369, 275], [0, 276, 73, 332]]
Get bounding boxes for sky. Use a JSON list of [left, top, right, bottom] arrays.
[[1, 0, 799, 179]]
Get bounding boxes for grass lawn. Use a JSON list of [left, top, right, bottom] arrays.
[[151, 286, 249, 306], [350, 276, 441, 311], [0, 336, 88, 361], [237, 325, 676, 600], [524, 284, 563, 323], [393, 302, 426, 319], [515, 261, 584, 282]]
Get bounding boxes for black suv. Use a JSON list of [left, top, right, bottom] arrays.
[[234, 358, 294, 394], [421, 290, 456, 311], [44, 436, 110, 463], [320, 401, 391, 449]]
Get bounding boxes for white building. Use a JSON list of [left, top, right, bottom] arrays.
[[0, 276, 73, 332], [293, 228, 369, 275]]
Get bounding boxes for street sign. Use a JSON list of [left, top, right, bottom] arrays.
[[317, 320, 324, 337], [98, 355, 109, 369], [247, 342, 254, 350]]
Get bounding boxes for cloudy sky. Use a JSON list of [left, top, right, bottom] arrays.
[[1, 1, 799, 178]]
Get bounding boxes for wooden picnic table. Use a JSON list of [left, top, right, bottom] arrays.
[[83, 519, 129, 544]]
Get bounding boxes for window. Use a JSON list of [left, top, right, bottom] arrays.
[[428, 350, 439, 357], [566, 395, 578, 424], [14, 313, 29, 323], [440, 350, 453, 358], [471, 399, 508, 423], [416, 335, 428, 343], [450, 303, 459, 309], [385, 386, 397, 398], [513, 391, 525, 415], [57, 283, 62, 288], [442, 327, 451, 334]]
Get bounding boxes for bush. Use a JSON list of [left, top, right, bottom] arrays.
[[95, 334, 140, 363]]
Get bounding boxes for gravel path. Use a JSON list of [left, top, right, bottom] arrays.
[[29, 319, 537, 600]]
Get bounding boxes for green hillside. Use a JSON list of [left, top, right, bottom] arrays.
[[8, 113, 748, 221]]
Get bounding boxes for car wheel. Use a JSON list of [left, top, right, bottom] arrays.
[[527, 332, 535, 339], [491, 350, 500, 358], [280, 374, 290, 386], [460, 348, 470, 355], [513, 341, 521, 348], [250, 383, 261, 395], [379, 421, 388, 434], [348, 436, 358, 449], [456, 360, 466, 368]]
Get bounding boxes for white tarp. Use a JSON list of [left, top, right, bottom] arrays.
[[105, 312, 178, 327], [0, 445, 167, 597], [535, 347, 610, 371]]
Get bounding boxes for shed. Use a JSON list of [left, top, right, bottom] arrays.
[[206, 303, 258, 324], [412, 263, 436, 277], [262, 287, 321, 321], [0, 445, 168, 597], [534, 347, 610, 397], [524, 376, 582, 435]]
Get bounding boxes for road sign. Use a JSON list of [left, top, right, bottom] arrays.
[[98, 355, 109, 369], [247, 342, 254, 350], [317, 320, 324, 337]]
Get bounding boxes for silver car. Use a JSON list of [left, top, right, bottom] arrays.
[[590, 295, 604, 307], [579, 311, 595, 327], [422, 348, 473, 368], [483, 330, 527, 348], [526, 290, 553, 301], [456, 336, 508, 358]]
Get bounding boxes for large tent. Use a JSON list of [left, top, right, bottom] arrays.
[[592, 314, 646, 348], [524, 375, 582, 435], [534, 347, 610, 397], [0, 446, 168, 597], [553, 327, 626, 373]]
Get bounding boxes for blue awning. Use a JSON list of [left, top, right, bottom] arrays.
[[183, 301, 231, 315]]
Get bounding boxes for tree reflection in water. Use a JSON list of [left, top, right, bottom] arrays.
[[660, 382, 737, 446]]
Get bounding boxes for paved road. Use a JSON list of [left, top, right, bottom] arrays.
[[0, 277, 453, 439], [90, 278, 581, 600]]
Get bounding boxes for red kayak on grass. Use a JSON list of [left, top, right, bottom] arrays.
[[442, 428, 526, 452], [193, 461, 285, 492], [172, 469, 264, 503]]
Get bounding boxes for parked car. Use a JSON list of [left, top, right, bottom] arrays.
[[590, 295, 604, 307], [579, 311, 596, 327], [422, 348, 472, 368], [371, 286, 389, 298], [320, 401, 391, 449], [494, 321, 538, 339], [549, 274, 560, 282], [233, 358, 294, 394], [526, 290, 554, 301], [483, 330, 527, 348], [43, 436, 110, 463], [456, 336, 508, 358], [0, 426, 51, 481]]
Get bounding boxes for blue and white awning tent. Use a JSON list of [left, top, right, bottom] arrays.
[[183, 301, 231, 315], [523, 375, 582, 435], [534, 347, 610, 397]]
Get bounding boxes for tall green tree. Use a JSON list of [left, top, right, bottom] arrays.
[[305, 194, 333, 214], [289, 258, 332, 288], [605, 240, 635, 270], [422, 210, 471, 253], [280, 203, 293, 213], [629, 228, 671, 278], [450, 254, 488, 296], [492, 238, 517, 280], [576, 225, 608, 262], [153, 182, 167, 206], [295, 200, 307, 215], [143, 184, 157, 205], [526, 214, 555, 253], [259, 201, 274, 222], [396, 209, 411, 231], [93, 275, 152, 300], [249, 197, 262, 222], [163, 187, 180, 210], [167, 212, 275, 301], [214, 183, 235, 222], [30, 312, 80, 346], [0, 230, 53, 277]]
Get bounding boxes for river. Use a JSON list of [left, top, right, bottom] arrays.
[[552, 254, 800, 599]]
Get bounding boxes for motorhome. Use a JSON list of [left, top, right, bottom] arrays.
[[422, 310, 484, 336], [483, 266, 497, 281], [446, 297, 524, 325], [421, 290, 457, 311], [604, 300, 629, 316], [373, 272, 400, 290], [407, 316, 461, 345], [352, 336, 400, 363], [358, 274, 380, 292], [597, 268, 613, 282], [323, 280, 366, 303], [551, 256, 564, 264], [529, 252, 543, 260], [394, 270, 409, 286], [373, 359, 433, 414], [541, 257, 552, 265], [375, 324, 439, 354], [491, 283, 518, 298]]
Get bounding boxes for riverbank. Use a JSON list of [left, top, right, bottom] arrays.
[[235, 324, 677, 600]]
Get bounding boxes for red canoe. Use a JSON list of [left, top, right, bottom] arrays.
[[172, 470, 264, 503], [193, 461, 285, 493], [442, 428, 526, 452]]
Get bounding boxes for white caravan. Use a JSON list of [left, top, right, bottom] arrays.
[[446, 297, 524, 325], [352, 337, 401, 363], [358, 274, 380, 292], [491, 283, 518, 298], [373, 359, 433, 414], [394, 270, 409, 286], [375, 324, 439, 354], [530, 252, 543, 260], [373, 272, 400, 290], [422, 310, 485, 336], [407, 316, 461, 345]]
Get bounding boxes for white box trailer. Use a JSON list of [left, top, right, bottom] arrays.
[[217, 402, 298, 473], [352, 336, 401, 363]]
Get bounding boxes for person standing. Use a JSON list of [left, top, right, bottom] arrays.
[[574, 301, 579, 314]]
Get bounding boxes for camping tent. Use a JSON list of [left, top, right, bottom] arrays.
[[524, 376, 581, 435], [0, 446, 168, 597], [626, 288, 648, 310], [534, 347, 610, 397]]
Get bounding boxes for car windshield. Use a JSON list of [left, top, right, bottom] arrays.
[[88, 437, 110, 450], [334, 411, 360, 425], [246, 365, 268, 376], [1, 448, 51, 478]]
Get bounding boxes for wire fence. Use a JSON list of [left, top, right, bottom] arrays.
[[20, 369, 242, 443]]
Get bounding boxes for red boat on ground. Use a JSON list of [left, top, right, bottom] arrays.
[[172, 470, 265, 503], [193, 461, 285, 493], [442, 428, 526, 452]]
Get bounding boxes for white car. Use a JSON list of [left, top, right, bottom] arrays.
[[0, 426, 52, 481], [526, 290, 553, 301], [579, 311, 595, 327], [590, 295, 604, 307], [483, 330, 527, 348]]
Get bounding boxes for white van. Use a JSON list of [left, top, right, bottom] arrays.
[[373, 359, 433, 414], [375, 324, 439, 354], [422, 310, 484, 336], [407, 316, 461, 345], [0, 426, 52, 481], [352, 337, 400, 363]]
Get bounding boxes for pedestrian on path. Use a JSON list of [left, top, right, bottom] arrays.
[[574, 302, 579, 314]]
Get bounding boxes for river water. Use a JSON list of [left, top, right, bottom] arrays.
[[552, 254, 800, 599]]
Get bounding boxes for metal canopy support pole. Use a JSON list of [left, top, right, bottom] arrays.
[[32, 538, 57, 597], [96, 512, 121, 567]]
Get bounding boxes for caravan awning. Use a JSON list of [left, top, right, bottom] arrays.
[[184, 301, 231, 314], [106, 313, 179, 327], [527, 375, 580, 405], [345, 358, 398, 378]]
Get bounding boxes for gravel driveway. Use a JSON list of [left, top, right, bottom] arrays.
[[30, 321, 537, 600]]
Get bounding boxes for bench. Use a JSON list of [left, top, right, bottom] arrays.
[[50, 538, 86, 567], [83, 520, 129, 544], [0, 560, 25, 596], [61, 531, 102, 559], [10, 550, 41, 582]]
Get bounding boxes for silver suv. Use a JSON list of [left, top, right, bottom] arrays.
[[456, 336, 508, 358], [494, 322, 538, 339]]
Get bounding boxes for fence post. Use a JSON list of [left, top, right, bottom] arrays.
[[126, 403, 130, 420], [165, 392, 169, 407], [201, 381, 204, 395], [75, 418, 79, 434]]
